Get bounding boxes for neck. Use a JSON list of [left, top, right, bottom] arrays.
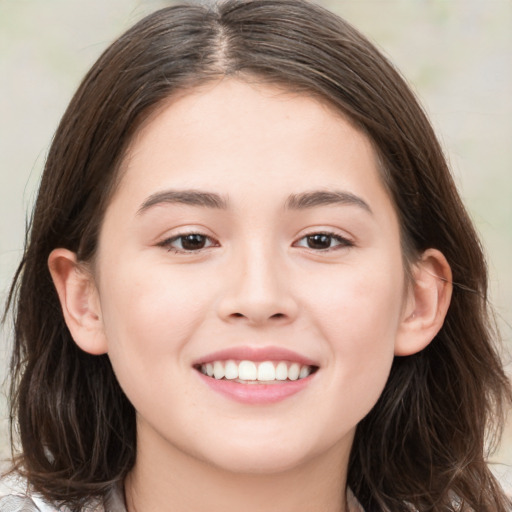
[[124, 426, 352, 512]]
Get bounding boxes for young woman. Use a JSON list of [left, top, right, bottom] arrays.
[[3, 1, 511, 511]]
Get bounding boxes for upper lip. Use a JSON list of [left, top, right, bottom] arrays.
[[193, 346, 319, 367]]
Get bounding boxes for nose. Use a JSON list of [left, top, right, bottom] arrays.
[[216, 245, 299, 326]]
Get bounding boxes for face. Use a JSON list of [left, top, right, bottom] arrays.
[[91, 79, 409, 475]]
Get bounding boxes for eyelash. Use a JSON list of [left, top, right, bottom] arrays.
[[293, 232, 354, 251], [158, 232, 218, 254], [158, 231, 353, 254]]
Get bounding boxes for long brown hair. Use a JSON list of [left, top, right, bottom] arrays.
[[5, 1, 511, 510]]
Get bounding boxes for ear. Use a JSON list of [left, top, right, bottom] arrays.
[[394, 248, 453, 356], [48, 248, 108, 355]]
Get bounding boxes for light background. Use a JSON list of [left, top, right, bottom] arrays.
[[0, 0, 511, 485]]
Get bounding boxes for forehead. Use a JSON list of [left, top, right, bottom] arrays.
[[116, 79, 386, 204]]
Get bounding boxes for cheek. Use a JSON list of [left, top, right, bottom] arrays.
[[306, 261, 404, 410], [97, 260, 215, 372], [96, 261, 218, 422]]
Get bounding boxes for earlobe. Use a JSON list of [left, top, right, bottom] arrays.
[[48, 248, 108, 355], [394, 248, 453, 356]]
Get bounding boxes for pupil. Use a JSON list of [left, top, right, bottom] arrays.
[[182, 234, 206, 250], [307, 234, 331, 249]]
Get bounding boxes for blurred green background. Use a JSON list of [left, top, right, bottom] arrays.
[[1, 0, 510, 487]]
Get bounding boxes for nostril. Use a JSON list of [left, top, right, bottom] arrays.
[[228, 312, 286, 321]]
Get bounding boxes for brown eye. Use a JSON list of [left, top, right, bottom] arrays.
[[294, 232, 353, 251], [306, 234, 333, 250], [161, 233, 216, 252], [180, 234, 207, 250]]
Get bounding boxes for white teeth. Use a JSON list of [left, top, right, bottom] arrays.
[[224, 360, 238, 380], [299, 365, 310, 379], [257, 361, 276, 381], [288, 363, 300, 381], [275, 361, 288, 380], [238, 360, 257, 380], [213, 361, 225, 380], [201, 360, 314, 382]]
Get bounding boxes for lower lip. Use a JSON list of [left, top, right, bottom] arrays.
[[196, 371, 315, 404]]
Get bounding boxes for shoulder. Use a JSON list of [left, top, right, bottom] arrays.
[[347, 487, 366, 512], [0, 472, 125, 512], [0, 473, 57, 511]]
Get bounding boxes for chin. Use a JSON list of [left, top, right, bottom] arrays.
[[193, 428, 345, 476], [205, 447, 312, 475]]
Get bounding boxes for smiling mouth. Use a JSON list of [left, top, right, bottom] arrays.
[[194, 360, 319, 384]]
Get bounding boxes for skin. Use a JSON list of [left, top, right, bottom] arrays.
[[49, 79, 452, 512]]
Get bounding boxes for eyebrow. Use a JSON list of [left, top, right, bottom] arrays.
[[137, 189, 228, 214], [285, 190, 372, 214], [137, 188, 372, 215]]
